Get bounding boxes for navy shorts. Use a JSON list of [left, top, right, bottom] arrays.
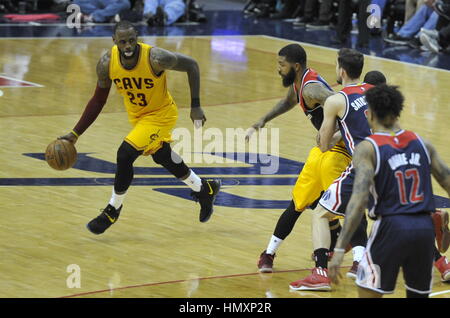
[[356, 213, 435, 294]]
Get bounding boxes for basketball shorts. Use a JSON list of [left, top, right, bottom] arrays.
[[318, 162, 357, 216], [125, 102, 178, 156], [356, 214, 435, 294], [292, 142, 351, 212]]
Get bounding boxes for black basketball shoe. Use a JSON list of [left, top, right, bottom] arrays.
[[191, 179, 221, 222], [87, 204, 122, 234]]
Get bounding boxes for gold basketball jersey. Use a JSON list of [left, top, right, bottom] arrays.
[[109, 43, 175, 123]]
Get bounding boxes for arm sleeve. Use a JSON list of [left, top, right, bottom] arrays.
[[72, 84, 111, 136]]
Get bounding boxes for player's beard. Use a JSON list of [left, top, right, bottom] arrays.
[[336, 75, 342, 85], [280, 67, 296, 87]]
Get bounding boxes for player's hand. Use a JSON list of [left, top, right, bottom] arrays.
[[190, 107, 206, 128], [58, 132, 78, 145], [328, 250, 345, 285], [245, 119, 266, 142]]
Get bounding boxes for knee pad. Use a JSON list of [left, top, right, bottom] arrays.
[[152, 142, 189, 178], [117, 141, 141, 166], [151, 142, 171, 165]]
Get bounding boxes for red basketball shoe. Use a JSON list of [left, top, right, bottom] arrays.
[[289, 267, 331, 291]]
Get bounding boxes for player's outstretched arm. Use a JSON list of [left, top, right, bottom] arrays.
[[149, 47, 205, 126], [318, 93, 344, 152], [59, 52, 112, 143], [425, 139, 450, 197], [329, 140, 375, 283], [245, 86, 297, 142]]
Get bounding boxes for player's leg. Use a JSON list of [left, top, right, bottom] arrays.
[[151, 141, 221, 222], [433, 245, 450, 281], [401, 214, 435, 298], [258, 147, 322, 272], [87, 140, 142, 234]]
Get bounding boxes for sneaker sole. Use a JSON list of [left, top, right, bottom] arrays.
[[289, 284, 331, 291], [346, 272, 357, 279], [259, 267, 273, 273]]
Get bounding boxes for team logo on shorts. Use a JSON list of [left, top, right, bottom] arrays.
[[322, 189, 331, 201], [149, 129, 160, 144]]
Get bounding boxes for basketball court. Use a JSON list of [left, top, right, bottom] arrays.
[[0, 27, 449, 298]]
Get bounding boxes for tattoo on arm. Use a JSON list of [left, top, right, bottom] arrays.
[[336, 141, 375, 249], [150, 47, 200, 100], [302, 83, 335, 108], [262, 86, 297, 122], [96, 51, 112, 88]]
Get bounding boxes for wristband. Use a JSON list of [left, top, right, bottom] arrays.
[[71, 130, 80, 138], [191, 98, 200, 108], [333, 248, 345, 253]]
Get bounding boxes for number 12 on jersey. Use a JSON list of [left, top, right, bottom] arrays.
[[394, 168, 424, 205]]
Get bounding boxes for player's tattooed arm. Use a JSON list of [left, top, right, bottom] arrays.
[[150, 47, 200, 99], [302, 82, 335, 108], [96, 51, 112, 88], [257, 85, 297, 126], [425, 139, 450, 197], [335, 140, 375, 250]]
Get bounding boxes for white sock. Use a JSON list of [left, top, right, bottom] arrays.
[[109, 189, 126, 210], [266, 235, 283, 255], [182, 170, 202, 192], [352, 246, 365, 263]]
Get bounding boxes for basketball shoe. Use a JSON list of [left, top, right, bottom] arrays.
[[258, 251, 276, 273], [191, 179, 221, 222], [435, 256, 450, 282], [87, 204, 122, 235], [347, 261, 359, 279], [289, 267, 331, 291], [432, 209, 450, 253]]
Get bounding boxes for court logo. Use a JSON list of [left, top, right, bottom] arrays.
[[66, 264, 81, 288], [66, 4, 82, 29], [171, 127, 280, 174]]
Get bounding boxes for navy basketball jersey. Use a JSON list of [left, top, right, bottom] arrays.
[[338, 83, 373, 155], [366, 130, 435, 218], [293, 68, 333, 131]]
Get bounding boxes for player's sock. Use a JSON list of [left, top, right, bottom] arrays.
[[267, 200, 301, 255], [434, 245, 442, 262], [352, 245, 365, 263], [266, 235, 283, 255], [314, 248, 329, 269], [182, 170, 202, 192], [329, 219, 341, 251], [109, 188, 126, 209]]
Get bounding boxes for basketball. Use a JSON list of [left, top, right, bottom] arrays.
[[45, 139, 77, 171]]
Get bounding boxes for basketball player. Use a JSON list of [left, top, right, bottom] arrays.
[[328, 84, 450, 298], [290, 48, 373, 291], [59, 21, 221, 234], [245, 44, 366, 275]]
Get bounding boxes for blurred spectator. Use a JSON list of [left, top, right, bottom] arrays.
[[306, 0, 334, 29], [143, 0, 185, 26], [420, 22, 450, 52], [293, 0, 317, 26], [334, 0, 371, 48], [73, 0, 131, 22], [270, 0, 298, 19], [384, 0, 438, 45], [405, 0, 426, 22]]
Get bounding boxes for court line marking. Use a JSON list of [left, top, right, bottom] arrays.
[[430, 289, 450, 297], [60, 266, 344, 298], [261, 35, 450, 74], [0, 74, 44, 87]]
